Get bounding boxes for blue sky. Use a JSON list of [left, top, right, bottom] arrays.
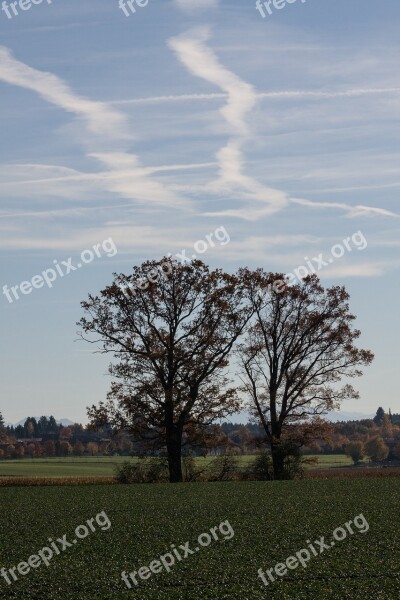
[[0, 0, 399, 423]]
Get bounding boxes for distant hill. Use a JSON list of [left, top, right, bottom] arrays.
[[13, 417, 75, 427], [220, 410, 376, 426], [325, 411, 375, 423], [10, 412, 376, 428]]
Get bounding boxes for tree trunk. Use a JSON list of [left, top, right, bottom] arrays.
[[271, 443, 286, 480], [166, 426, 183, 483]]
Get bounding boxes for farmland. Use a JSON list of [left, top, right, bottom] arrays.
[[0, 478, 399, 599], [0, 455, 353, 479]]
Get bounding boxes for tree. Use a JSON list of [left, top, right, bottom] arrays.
[[43, 440, 56, 457], [60, 426, 73, 440], [58, 441, 72, 457], [6, 445, 16, 458], [87, 442, 99, 456], [14, 425, 24, 438], [344, 441, 364, 465], [79, 258, 252, 482], [73, 441, 85, 456], [37, 416, 50, 436], [118, 437, 133, 455], [365, 436, 389, 462], [48, 416, 59, 432], [25, 418, 38, 438], [392, 442, 400, 460], [239, 272, 374, 480], [373, 407, 385, 426], [26, 443, 37, 458], [16, 445, 25, 458], [382, 414, 393, 439], [0, 412, 7, 442]]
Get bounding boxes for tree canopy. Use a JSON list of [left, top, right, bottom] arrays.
[[79, 258, 252, 482], [238, 271, 374, 479]]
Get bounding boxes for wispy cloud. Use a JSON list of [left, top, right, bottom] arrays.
[[89, 152, 187, 209], [292, 198, 400, 219], [204, 140, 289, 219], [167, 29, 400, 222], [0, 47, 126, 139], [319, 262, 392, 278], [0, 47, 187, 211], [112, 86, 400, 106], [169, 28, 256, 136], [112, 92, 226, 105], [174, 0, 219, 11], [168, 28, 291, 218]]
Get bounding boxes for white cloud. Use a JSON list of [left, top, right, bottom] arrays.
[[168, 29, 290, 218], [168, 29, 400, 222], [318, 262, 390, 279], [0, 47, 126, 139], [89, 152, 187, 209], [112, 92, 226, 105], [0, 48, 187, 211], [169, 28, 256, 135], [174, 0, 219, 11], [112, 86, 400, 107], [291, 198, 400, 219], [204, 140, 289, 219]]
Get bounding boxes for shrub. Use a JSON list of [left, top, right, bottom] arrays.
[[114, 459, 169, 484], [182, 455, 208, 482], [365, 436, 389, 462], [208, 452, 239, 481], [248, 451, 273, 481], [344, 441, 365, 465], [273, 442, 304, 480], [114, 461, 139, 484], [145, 458, 169, 483]]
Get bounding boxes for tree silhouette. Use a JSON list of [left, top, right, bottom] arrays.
[[79, 258, 252, 482], [239, 271, 374, 480]]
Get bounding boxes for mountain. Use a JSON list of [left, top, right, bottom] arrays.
[[225, 410, 375, 424], [13, 417, 75, 427], [325, 411, 375, 422]]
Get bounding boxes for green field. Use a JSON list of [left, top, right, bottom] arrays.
[[0, 457, 128, 478], [0, 454, 353, 479], [0, 479, 399, 599]]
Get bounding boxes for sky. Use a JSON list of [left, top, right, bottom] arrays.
[[0, 0, 399, 424]]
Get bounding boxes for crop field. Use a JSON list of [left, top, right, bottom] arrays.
[[0, 454, 353, 479], [0, 478, 399, 599], [0, 457, 128, 478]]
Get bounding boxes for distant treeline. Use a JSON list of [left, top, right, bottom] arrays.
[[1, 409, 400, 461]]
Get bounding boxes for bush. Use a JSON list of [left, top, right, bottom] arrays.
[[145, 458, 169, 483], [208, 452, 239, 481], [283, 445, 304, 480], [365, 436, 389, 462], [114, 461, 139, 484], [245, 451, 273, 481], [114, 459, 169, 484], [344, 441, 365, 465], [182, 455, 208, 482]]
